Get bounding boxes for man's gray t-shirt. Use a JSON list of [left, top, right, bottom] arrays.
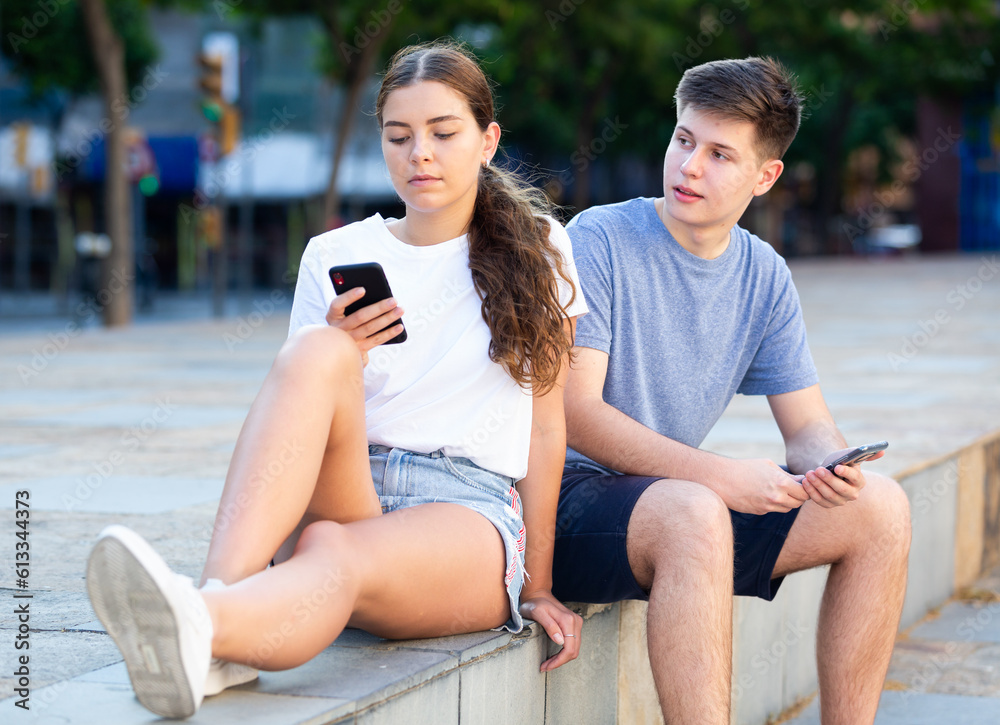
[[565, 197, 819, 474]]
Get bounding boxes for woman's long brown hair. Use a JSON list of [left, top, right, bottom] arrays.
[[375, 41, 575, 394]]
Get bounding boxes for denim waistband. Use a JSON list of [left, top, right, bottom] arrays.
[[368, 444, 447, 459]]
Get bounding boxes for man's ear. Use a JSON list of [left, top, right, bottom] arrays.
[[752, 159, 784, 197]]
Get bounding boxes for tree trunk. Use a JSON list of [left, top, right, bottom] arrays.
[[321, 12, 396, 230], [80, 0, 132, 326]]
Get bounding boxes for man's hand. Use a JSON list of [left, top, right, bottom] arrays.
[[799, 450, 884, 508], [519, 590, 582, 672], [715, 458, 810, 515], [325, 287, 404, 366]]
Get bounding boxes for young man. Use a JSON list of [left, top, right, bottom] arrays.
[[553, 57, 911, 724]]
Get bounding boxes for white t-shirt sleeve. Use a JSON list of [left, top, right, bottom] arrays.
[[288, 237, 334, 337], [543, 215, 588, 319]]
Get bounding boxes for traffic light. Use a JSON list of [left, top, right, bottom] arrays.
[[13, 123, 29, 167], [198, 53, 225, 123], [220, 104, 241, 156]]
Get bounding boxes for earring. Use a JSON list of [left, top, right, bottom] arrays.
[[482, 158, 490, 168]]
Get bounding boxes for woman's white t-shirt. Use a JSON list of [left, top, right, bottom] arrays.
[[288, 213, 588, 480]]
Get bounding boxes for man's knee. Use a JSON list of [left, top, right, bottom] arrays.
[[859, 473, 912, 557], [628, 480, 732, 577]]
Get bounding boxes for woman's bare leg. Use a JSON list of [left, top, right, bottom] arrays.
[[202, 325, 381, 585], [203, 503, 510, 670]]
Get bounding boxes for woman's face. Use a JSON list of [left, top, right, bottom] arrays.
[[380, 80, 499, 219]]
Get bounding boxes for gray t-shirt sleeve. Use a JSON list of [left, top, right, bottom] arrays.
[[566, 219, 613, 354], [737, 265, 818, 395]]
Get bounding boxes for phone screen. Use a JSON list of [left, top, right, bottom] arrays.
[[329, 262, 407, 344]]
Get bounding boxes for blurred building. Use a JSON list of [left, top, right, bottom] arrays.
[[0, 8, 399, 298]]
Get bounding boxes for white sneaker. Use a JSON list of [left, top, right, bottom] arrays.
[[200, 579, 259, 695], [86, 525, 212, 719]]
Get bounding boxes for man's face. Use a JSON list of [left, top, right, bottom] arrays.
[[661, 105, 782, 238]]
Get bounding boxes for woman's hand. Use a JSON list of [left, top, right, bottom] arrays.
[[519, 589, 582, 671], [325, 287, 404, 366]]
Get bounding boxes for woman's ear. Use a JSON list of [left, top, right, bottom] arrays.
[[483, 121, 501, 165]]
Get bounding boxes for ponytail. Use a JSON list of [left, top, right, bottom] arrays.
[[468, 163, 576, 394]]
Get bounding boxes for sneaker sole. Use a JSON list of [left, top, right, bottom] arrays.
[[86, 526, 199, 719]]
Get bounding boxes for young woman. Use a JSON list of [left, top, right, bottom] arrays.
[[85, 40, 587, 719]]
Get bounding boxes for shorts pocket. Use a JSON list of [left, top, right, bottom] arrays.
[[368, 447, 390, 497], [439, 455, 513, 504]]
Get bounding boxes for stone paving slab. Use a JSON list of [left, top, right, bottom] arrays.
[[0, 474, 224, 513], [909, 601, 1000, 644], [781, 566, 1000, 723], [703, 256, 1000, 477], [5, 678, 351, 725], [786, 691, 1000, 724], [0, 256, 998, 724]]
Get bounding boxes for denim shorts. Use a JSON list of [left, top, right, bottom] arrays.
[[368, 445, 526, 633]]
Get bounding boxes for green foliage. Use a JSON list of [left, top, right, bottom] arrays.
[[231, 0, 473, 83], [469, 0, 999, 207], [729, 0, 999, 186], [1, 0, 160, 97], [477, 0, 691, 156]]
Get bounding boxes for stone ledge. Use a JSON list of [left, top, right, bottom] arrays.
[[6, 433, 997, 725]]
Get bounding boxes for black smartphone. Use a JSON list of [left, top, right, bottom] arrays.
[[823, 441, 888, 473], [328, 262, 407, 344]]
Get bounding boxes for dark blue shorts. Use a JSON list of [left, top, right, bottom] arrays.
[[552, 467, 801, 603]]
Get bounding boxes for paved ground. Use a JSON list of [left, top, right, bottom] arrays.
[[1, 252, 998, 723], [781, 566, 1000, 724]]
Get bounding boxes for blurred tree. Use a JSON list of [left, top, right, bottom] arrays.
[[720, 0, 1000, 252], [473, 0, 692, 212], [237, 0, 461, 229], [468, 1, 998, 247], [1, 0, 159, 325]]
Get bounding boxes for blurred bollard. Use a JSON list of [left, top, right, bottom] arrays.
[[855, 224, 922, 255], [73, 232, 112, 323]]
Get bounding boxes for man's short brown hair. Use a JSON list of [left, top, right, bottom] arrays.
[[675, 56, 803, 163]]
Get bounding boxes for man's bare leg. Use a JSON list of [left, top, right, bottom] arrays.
[[773, 473, 911, 724], [628, 480, 734, 725]]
